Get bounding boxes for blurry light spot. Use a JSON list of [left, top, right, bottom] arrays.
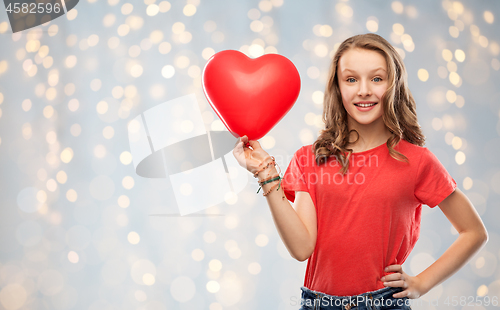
[[249, 44, 264, 57], [206, 280, 220, 293], [470, 24, 480, 37], [128, 231, 140, 244], [463, 177, 473, 190], [172, 22, 185, 34], [122, 176, 135, 189], [46, 179, 57, 192], [70, 124, 81, 137], [183, 4, 196, 16], [455, 151, 466, 165], [248, 8, 260, 20], [68, 251, 79, 263], [68, 98, 79, 112], [108, 36, 120, 49], [117, 24, 130, 36], [449, 26, 459, 38], [20, 99, 30, 112], [492, 58, 500, 71], [224, 214, 239, 229], [259, 0, 272, 12], [147, 4, 159, 16], [56, 171, 68, 184], [209, 259, 222, 272], [477, 284, 488, 297], [66, 189, 78, 202], [366, 17, 378, 33], [120, 151, 132, 165], [449, 72, 460, 85], [442, 49, 453, 61], [204, 20, 216, 32], [250, 20, 264, 32], [248, 262, 261, 275], [159, 1, 171, 12], [158, 42, 171, 54], [211, 31, 224, 43], [446, 90, 457, 103], [312, 91, 324, 105], [391, 1, 403, 14], [418, 69, 429, 82], [143, 274, 155, 286], [22, 123, 32, 140], [162, 65, 175, 78], [103, 13, 116, 27], [484, 11, 494, 24], [96, 101, 109, 114], [128, 45, 141, 58], [103, 126, 115, 139], [479, 36, 489, 48], [130, 64, 143, 77], [94, 145, 107, 158], [65, 83, 76, 96], [452, 136, 462, 150], [90, 79, 102, 91], [0, 284, 27, 309], [455, 49, 466, 62], [150, 30, 163, 43], [118, 195, 130, 208], [121, 3, 133, 15], [307, 66, 320, 79], [255, 234, 269, 247], [314, 44, 328, 57], [65, 55, 77, 68], [67, 8, 78, 20], [37, 190, 47, 203], [60, 147, 74, 163], [432, 117, 443, 131], [192, 249, 204, 261], [175, 56, 190, 68]]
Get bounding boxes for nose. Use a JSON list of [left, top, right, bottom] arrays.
[[358, 79, 372, 97]]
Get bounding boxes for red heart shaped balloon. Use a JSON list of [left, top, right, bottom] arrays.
[[202, 50, 301, 141]]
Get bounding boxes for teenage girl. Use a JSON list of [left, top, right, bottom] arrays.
[[233, 33, 488, 309]]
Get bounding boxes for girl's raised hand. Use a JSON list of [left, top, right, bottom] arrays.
[[232, 135, 271, 175]]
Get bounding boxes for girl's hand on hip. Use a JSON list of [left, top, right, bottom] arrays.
[[232, 135, 271, 174], [381, 264, 425, 299]]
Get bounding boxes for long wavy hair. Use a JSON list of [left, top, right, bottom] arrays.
[[312, 33, 425, 174]]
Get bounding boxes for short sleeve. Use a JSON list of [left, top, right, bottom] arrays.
[[414, 148, 457, 208], [280, 148, 309, 203]]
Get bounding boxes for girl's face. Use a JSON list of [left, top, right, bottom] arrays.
[[337, 48, 389, 127]]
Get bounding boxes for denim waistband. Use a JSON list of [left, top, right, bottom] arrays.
[[300, 285, 404, 305]]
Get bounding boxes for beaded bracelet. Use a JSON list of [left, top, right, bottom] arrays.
[[255, 156, 286, 200], [253, 156, 276, 178]]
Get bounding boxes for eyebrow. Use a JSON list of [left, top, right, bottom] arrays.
[[341, 67, 387, 74]]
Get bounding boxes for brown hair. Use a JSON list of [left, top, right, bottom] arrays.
[[312, 33, 425, 174]]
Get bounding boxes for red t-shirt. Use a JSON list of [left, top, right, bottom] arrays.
[[280, 139, 457, 296]]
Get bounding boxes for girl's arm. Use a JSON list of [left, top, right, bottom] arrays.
[[259, 165, 318, 262], [414, 187, 488, 295], [233, 136, 317, 262]]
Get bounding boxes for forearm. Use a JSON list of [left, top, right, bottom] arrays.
[[258, 166, 314, 261], [416, 231, 487, 295]]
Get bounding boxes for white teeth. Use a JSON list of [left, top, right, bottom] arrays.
[[356, 103, 376, 107]]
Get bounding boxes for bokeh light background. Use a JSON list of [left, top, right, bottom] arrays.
[[0, 0, 500, 309]]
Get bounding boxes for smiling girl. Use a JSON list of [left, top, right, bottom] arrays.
[[233, 33, 488, 309]]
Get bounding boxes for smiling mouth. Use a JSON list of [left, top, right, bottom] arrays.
[[354, 102, 378, 107]]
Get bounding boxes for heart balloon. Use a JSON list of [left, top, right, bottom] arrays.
[[202, 50, 301, 141]]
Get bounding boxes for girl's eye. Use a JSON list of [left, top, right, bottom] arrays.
[[373, 77, 382, 82], [347, 78, 356, 83]]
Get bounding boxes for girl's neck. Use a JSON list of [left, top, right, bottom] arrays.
[[346, 116, 392, 152]]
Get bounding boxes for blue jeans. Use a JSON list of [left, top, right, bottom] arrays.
[[299, 286, 412, 310]]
